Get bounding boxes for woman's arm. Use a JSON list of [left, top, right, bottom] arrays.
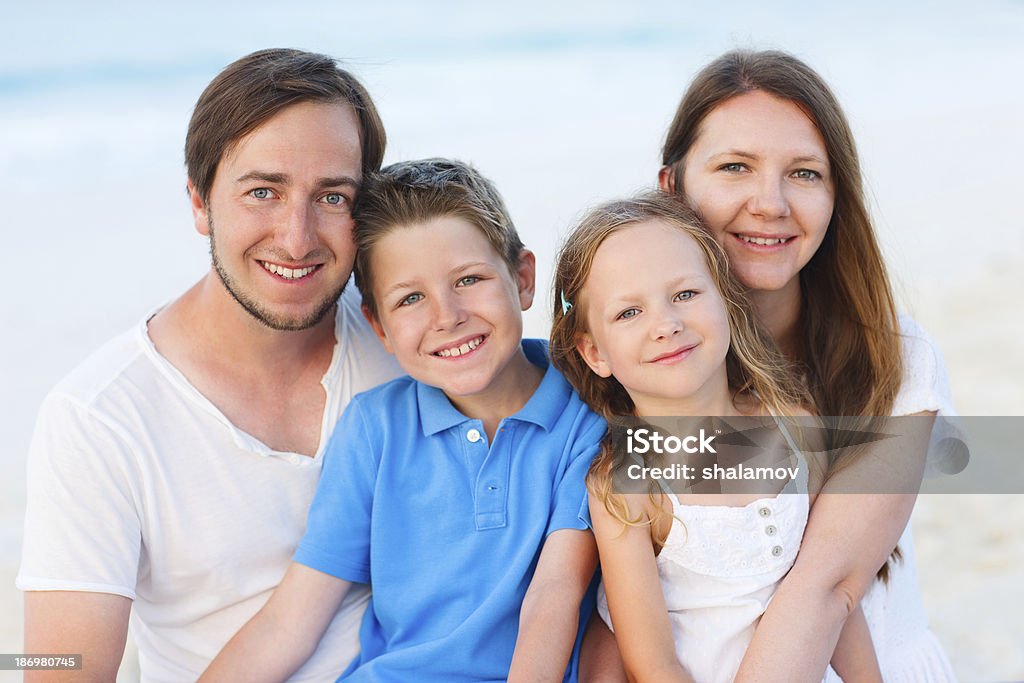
[[587, 495, 695, 683], [829, 604, 882, 683], [198, 562, 351, 682], [508, 528, 597, 682], [733, 412, 934, 682]]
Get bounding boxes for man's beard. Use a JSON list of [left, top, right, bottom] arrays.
[[208, 212, 346, 331]]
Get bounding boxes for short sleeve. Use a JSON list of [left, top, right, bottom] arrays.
[[893, 315, 956, 417], [293, 396, 379, 584], [17, 393, 142, 598], [545, 412, 605, 537]]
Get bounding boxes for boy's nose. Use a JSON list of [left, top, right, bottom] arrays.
[[432, 291, 467, 331]]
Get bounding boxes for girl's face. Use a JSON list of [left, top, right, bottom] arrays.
[[671, 90, 835, 295], [576, 220, 732, 415]]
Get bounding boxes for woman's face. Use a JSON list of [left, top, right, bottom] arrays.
[[671, 90, 835, 294]]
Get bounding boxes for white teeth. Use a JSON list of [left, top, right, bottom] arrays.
[[739, 235, 790, 246], [261, 262, 316, 279], [435, 336, 484, 358]]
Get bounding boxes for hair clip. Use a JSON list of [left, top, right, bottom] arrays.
[[560, 290, 573, 315]]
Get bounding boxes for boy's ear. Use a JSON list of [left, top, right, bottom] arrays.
[[188, 179, 211, 237], [514, 249, 537, 311], [575, 332, 612, 378], [362, 304, 394, 355], [658, 165, 676, 194]]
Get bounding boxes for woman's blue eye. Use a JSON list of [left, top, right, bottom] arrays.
[[719, 163, 746, 173], [674, 290, 697, 302], [617, 308, 640, 320], [457, 276, 481, 287], [792, 169, 822, 180], [250, 188, 272, 199], [399, 293, 424, 306]]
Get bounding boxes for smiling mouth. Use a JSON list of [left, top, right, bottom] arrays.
[[649, 343, 698, 364], [259, 261, 322, 280], [433, 335, 487, 358], [734, 234, 795, 247]]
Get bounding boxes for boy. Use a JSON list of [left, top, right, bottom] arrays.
[[200, 159, 603, 682]]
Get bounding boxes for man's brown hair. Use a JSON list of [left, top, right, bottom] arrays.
[[185, 48, 385, 203]]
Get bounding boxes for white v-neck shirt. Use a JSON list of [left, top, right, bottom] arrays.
[[19, 283, 402, 682]]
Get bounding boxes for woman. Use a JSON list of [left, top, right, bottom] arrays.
[[582, 49, 955, 682]]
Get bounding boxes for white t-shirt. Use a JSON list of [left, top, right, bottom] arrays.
[[18, 283, 403, 683]]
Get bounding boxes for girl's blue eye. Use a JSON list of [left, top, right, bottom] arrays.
[[616, 308, 640, 320], [674, 290, 697, 302], [456, 276, 481, 287], [250, 188, 272, 199], [399, 293, 424, 306]]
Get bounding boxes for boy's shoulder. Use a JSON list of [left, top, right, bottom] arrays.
[[350, 373, 418, 408]]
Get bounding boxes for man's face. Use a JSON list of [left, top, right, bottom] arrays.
[[192, 101, 363, 331]]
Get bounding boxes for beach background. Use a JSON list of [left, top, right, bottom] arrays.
[[2, 1, 1022, 680]]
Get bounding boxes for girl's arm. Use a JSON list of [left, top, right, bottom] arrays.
[[587, 494, 695, 683], [508, 528, 597, 682], [733, 411, 934, 682], [198, 562, 351, 682], [829, 604, 883, 683]]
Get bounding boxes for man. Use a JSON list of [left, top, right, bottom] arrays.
[[18, 49, 400, 682]]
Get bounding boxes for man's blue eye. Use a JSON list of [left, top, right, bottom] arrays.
[[323, 193, 345, 205], [251, 188, 271, 199]]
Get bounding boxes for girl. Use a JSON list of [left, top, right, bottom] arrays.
[[550, 192, 882, 683]]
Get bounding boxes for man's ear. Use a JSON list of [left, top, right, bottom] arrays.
[[188, 179, 211, 237], [514, 249, 537, 311], [362, 304, 394, 355], [658, 165, 676, 193], [575, 332, 611, 378]]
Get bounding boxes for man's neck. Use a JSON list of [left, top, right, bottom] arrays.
[[153, 273, 337, 375], [145, 272, 339, 456]]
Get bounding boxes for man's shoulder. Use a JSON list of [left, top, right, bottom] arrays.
[[49, 321, 150, 407]]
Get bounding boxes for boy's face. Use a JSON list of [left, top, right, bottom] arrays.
[[366, 216, 536, 401]]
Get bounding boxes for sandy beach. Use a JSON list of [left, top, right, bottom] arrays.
[[2, 2, 1022, 681]]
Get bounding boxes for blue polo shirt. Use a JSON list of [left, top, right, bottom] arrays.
[[294, 339, 605, 682]]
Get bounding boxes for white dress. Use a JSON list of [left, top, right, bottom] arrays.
[[597, 421, 811, 683], [596, 316, 958, 682]]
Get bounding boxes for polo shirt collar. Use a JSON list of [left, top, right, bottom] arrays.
[[416, 339, 572, 437]]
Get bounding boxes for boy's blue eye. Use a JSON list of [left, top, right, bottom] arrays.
[[616, 307, 640, 321], [673, 290, 697, 302], [399, 293, 424, 306], [456, 275, 481, 287]]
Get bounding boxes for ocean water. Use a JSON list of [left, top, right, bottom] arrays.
[[2, 1, 1023, 678]]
